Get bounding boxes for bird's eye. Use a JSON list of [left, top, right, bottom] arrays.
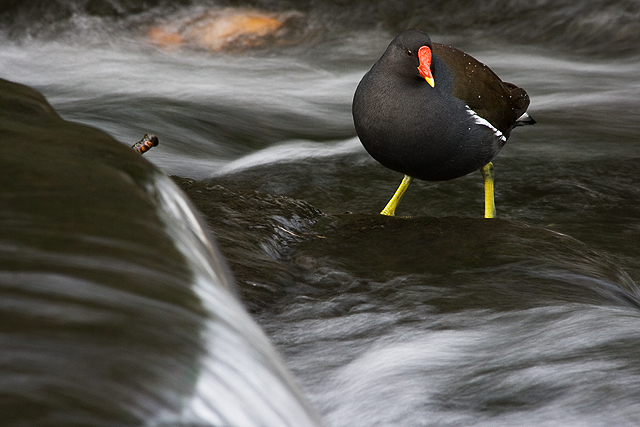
[[406, 50, 413, 57]]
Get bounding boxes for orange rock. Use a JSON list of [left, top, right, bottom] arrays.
[[147, 8, 299, 52], [147, 27, 185, 50]]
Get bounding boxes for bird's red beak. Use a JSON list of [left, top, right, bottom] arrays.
[[417, 46, 435, 87]]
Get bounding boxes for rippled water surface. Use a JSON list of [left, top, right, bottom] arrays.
[[2, 0, 640, 425]]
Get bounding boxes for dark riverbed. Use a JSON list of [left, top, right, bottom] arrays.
[[2, 0, 640, 425]]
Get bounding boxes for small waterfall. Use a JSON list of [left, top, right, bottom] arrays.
[[0, 77, 322, 426], [148, 172, 322, 426]]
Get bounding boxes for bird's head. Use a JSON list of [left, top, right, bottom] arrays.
[[387, 29, 435, 88]]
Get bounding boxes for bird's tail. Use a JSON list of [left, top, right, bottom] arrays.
[[514, 112, 536, 126]]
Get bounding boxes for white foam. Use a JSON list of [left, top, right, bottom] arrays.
[[213, 137, 364, 176]]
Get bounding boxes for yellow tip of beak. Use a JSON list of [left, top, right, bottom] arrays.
[[425, 76, 435, 87]]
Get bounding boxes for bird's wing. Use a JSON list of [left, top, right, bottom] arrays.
[[433, 43, 530, 134]]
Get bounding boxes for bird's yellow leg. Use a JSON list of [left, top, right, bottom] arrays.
[[380, 175, 413, 216], [480, 162, 496, 218]]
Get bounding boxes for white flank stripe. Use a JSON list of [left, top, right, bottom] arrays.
[[465, 105, 507, 143]]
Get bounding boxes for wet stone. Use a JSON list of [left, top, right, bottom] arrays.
[[176, 177, 640, 314]]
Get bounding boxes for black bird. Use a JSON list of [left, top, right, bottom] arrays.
[[352, 29, 535, 217]]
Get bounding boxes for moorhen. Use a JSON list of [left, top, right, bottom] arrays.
[[352, 29, 535, 217]]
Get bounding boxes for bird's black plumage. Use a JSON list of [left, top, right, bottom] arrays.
[[353, 29, 532, 183]]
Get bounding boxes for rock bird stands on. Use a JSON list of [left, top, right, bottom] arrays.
[[352, 29, 535, 218]]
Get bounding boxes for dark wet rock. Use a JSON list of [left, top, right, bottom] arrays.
[[176, 176, 640, 314], [293, 214, 640, 311], [0, 78, 321, 427], [0, 77, 206, 424], [174, 176, 324, 312]]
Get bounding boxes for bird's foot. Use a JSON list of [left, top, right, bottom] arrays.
[[380, 175, 413, 216], [480, 162, 496, 218]]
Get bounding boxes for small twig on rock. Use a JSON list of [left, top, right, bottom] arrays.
[[132, 134, 159, 154]]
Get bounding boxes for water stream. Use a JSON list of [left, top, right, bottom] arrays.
[[2, 0, 640, 425]]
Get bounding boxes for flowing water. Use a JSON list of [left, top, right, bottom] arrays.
[[2, 0, 640, 425]]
